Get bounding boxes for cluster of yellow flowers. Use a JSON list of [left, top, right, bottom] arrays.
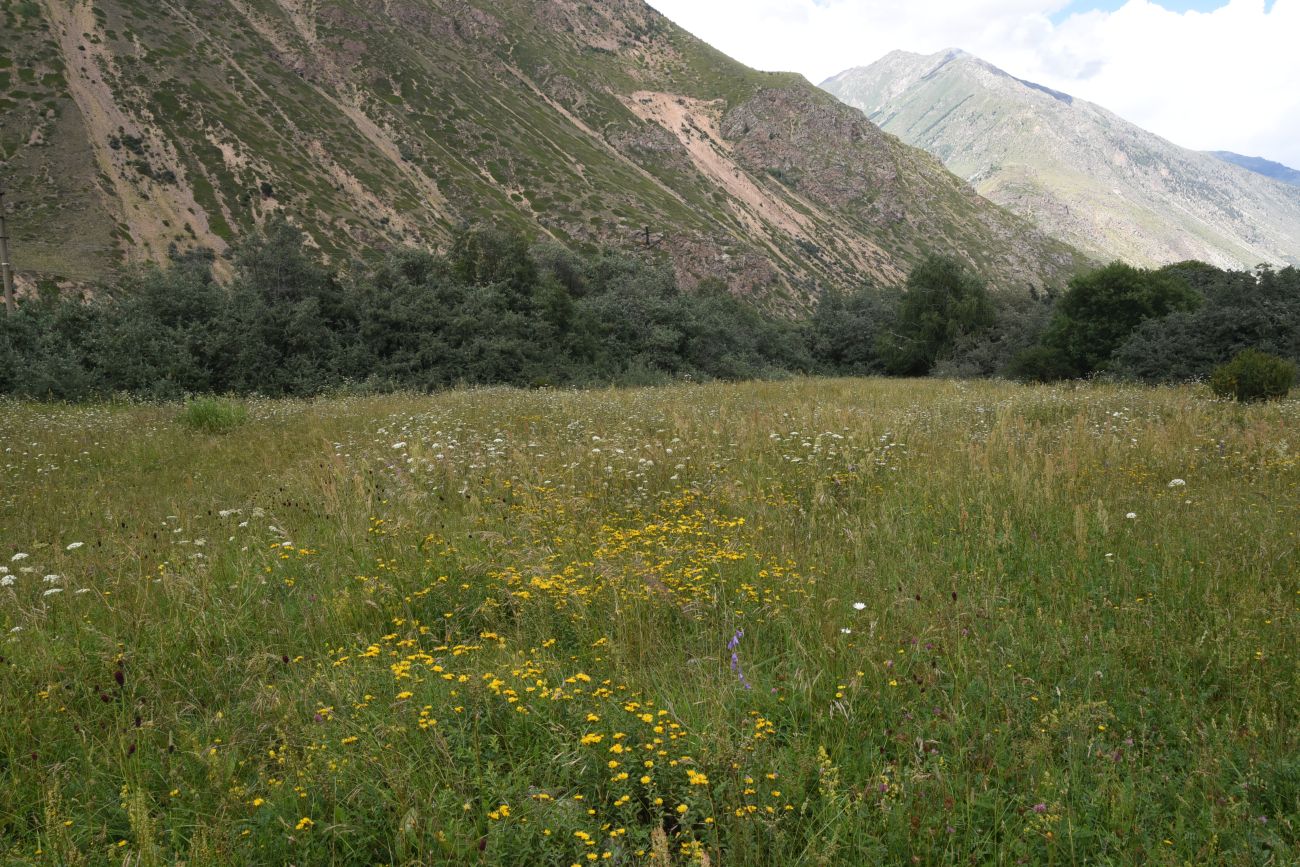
[[246, 486, 812, 861]]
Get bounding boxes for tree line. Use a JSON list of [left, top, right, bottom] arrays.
[[1, 220, 1296, 399]]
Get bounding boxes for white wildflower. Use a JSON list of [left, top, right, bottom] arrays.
[[1167, 479, 1186, 488], [1126, 512, 1137, 519], [10, 553, 29, 562], [0, 575, 14, 587], [42, 588, 63, 597], [852, 602, 866, 611], [840, 627, 852, 634], [43, 575, 60, 584], [66, 542, 84, 550], [391, 442, 407, 449]]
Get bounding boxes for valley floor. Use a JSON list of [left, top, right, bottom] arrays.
[[1, 379, 1296, 864]]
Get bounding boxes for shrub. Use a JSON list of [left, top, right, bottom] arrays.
[[1111, 264, 1300, 384], [1209, 349, 1295, 402], [939, 290, 1055, 379], [1005, 345, 1079, 382], [178, 398, 249, 433]]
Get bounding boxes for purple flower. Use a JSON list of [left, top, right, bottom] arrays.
[[726, 629, 752, 690]]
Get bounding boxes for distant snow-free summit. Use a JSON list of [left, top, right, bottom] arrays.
[[1209, 152, 1300, 188], [822, 50, 1300, 269]]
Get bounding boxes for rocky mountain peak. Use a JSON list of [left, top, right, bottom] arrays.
[[822, 49, 1300, 268]]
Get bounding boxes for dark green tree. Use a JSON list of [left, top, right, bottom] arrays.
[[448, 224, 538, 295], [1042, 261, 1200, 376], [87, 251, 223, 397], [878, 255, 994, 375], [212, 217, 362, 394], [808, 284, 899, 375]]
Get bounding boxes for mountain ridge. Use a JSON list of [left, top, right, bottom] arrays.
[[822, 49, 1300, 270], [0, 1, 1087, 304], [1209, 151, 1300, 188]]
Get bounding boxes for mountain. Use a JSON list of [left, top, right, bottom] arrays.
[[822, 50, 1300, 270], [1209, 152, 1300, 188], [0, 1, 1086, 304]]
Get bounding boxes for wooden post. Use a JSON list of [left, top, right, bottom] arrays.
[[0, 188, 15, 314]]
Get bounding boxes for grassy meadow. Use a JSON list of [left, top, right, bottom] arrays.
[[1, 379, 1296, 865]]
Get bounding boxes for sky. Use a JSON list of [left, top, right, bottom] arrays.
[[646, 0, 1300, 169]]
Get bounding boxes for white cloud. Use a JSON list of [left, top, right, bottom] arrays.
[[647, 0, 1300, 168]]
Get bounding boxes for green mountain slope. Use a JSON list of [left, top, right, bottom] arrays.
[[823, 50, 1300, 270], [0, 1, 1086, 303]]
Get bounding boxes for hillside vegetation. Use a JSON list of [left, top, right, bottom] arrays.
[[3, 221, 1295, 399], [2, 380, 1297, 864], [0, 0, 1085, 301]]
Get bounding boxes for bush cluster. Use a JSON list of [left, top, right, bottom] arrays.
[[0, 221, 811, 399], [1011, 260, 1300, 384], [2, 220, 1296, 398], [1209, 349, 1296, 402]]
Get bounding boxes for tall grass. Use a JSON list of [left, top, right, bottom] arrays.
[[176, 397, 249, 433], [1, 379, 1296, 864]]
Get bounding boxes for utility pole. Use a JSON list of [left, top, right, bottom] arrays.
[[0, 187, 15, 314]]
